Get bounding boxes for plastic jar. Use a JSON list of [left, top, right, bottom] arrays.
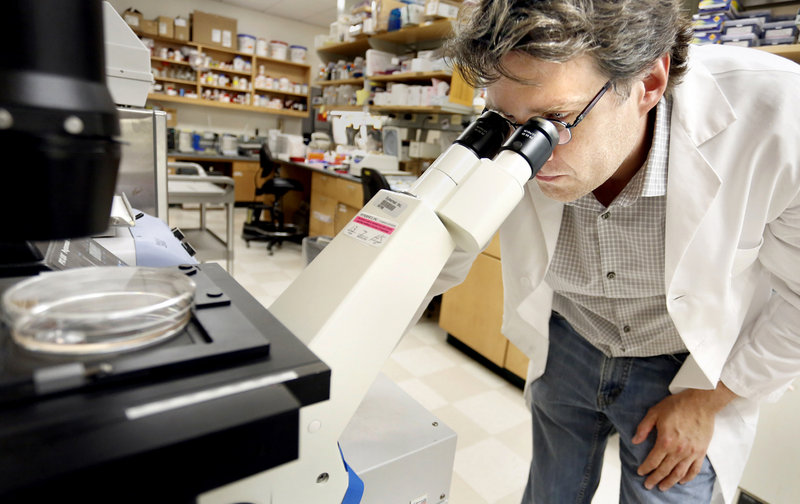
[[289, 45, 308, 63], [270, 40, 288, 60], [256, 37, 268, 57], [237, 34, 256, 54]]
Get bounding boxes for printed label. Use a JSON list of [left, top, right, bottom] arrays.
[[375, 193, 407, 218], [343, 212, 397, 247]]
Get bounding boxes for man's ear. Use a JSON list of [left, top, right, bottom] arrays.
[[638, 53, 670, 116]]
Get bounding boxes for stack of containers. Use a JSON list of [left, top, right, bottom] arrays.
[[760, 10, 800, 47], [721, 7, 800, 47], [721, 10, 767, 47], [691, 0, 741, 45]]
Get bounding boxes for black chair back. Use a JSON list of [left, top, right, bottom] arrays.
[[361, 168, 391, 205], [259, 142, 280, 178]]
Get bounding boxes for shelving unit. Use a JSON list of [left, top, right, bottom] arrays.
[[757, 43, 800, 62], [144, 93, 310, 117], [314, 19, 474, 114], [367, 70, 454, 83], [372, 19, 454, 46], [316, 19, 454, 60], [316, 37, 372, 59], [315, 77, 366, 87], [136, 31, 312, 118]]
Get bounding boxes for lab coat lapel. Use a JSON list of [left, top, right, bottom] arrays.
[[663, 129, 722, 289], [664, 60, 732, 290], [664, 53, 736, 393]]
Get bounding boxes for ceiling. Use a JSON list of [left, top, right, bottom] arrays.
[[218, 0, 341, 28]]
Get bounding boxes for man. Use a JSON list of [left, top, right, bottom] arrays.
[[430, 0, 800, 502]]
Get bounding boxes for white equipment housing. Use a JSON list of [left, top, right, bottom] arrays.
[[198, 114, 558, 503]]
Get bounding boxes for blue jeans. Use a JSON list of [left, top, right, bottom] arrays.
[[521, 313, 716, 504]]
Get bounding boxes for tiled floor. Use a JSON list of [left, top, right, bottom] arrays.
[[169, 206, 620, 504]]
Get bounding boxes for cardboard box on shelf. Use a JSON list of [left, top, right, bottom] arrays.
[[157, 16, 174, 38], [140, 19, 158, 36], [192, 10, 237, 49], [174, 16, 190, 41], [122, 8, 143, 29]]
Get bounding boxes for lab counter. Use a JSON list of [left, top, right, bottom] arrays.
[[167, 152, 313, 229], [276, 159, 417, 238], [167, 151, 417, 239], [168, 151, 269, 204], [167, 151, 261, 163]]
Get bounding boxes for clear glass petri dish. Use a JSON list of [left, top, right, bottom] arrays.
[[1, 266, 196, 356]]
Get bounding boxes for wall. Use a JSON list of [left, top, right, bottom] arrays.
[[106, 0, 330, 137]]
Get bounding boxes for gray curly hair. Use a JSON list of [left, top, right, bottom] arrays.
[[444, 0, 692, 96]]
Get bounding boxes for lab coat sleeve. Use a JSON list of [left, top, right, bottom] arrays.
[[721, 187, 800, 402], [429, 247, 482, 296]]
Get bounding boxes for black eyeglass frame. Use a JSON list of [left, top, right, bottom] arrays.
[[500, 80, 613, 145]]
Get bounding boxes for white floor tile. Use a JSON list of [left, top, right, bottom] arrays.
[[449, 473, 489, 504], [460, 359, 514, 390], [454, 390, 530, 436], [495, 421, 532, 462], [454, 438, 529, 503], [390, 345, 459, 378], [419, 366, 497, 404], [394, 378, 449, 411]]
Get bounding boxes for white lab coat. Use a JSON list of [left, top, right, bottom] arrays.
[[432, 44, 800, 503]]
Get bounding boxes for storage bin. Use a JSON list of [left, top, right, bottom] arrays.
[[721, 33, 760, 46], [270, 40, 288, 60], [692, 13, 729, 32], [763, 20, 799, 40], [256, 37, 268, 56], [723, 17, 764, 37], [692, 31, 721, 44], [237, 34, 256, 54], [697, 0, 740, 18], [290, 45, 307, 63], [760, 35, 797, 46]]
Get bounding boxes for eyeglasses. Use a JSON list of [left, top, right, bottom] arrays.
[[503, 80, 612, 145]]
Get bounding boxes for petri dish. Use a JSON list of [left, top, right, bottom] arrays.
[[1, 266, 196, 356]]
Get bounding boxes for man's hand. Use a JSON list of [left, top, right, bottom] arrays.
[[633, 381, 738, 491]]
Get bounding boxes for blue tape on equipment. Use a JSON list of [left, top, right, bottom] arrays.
[[339, 443, 364, 503]]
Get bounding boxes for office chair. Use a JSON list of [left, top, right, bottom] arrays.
[[361, 167, 392, 206], [242, 143, 307, 255]]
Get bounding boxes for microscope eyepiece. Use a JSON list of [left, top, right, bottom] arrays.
[[500, 118, 559, 178], [454, 110, 513, 160]]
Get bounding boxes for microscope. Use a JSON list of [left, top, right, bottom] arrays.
[[200, 111, 559, 503], [0, 1, 559, 502]]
